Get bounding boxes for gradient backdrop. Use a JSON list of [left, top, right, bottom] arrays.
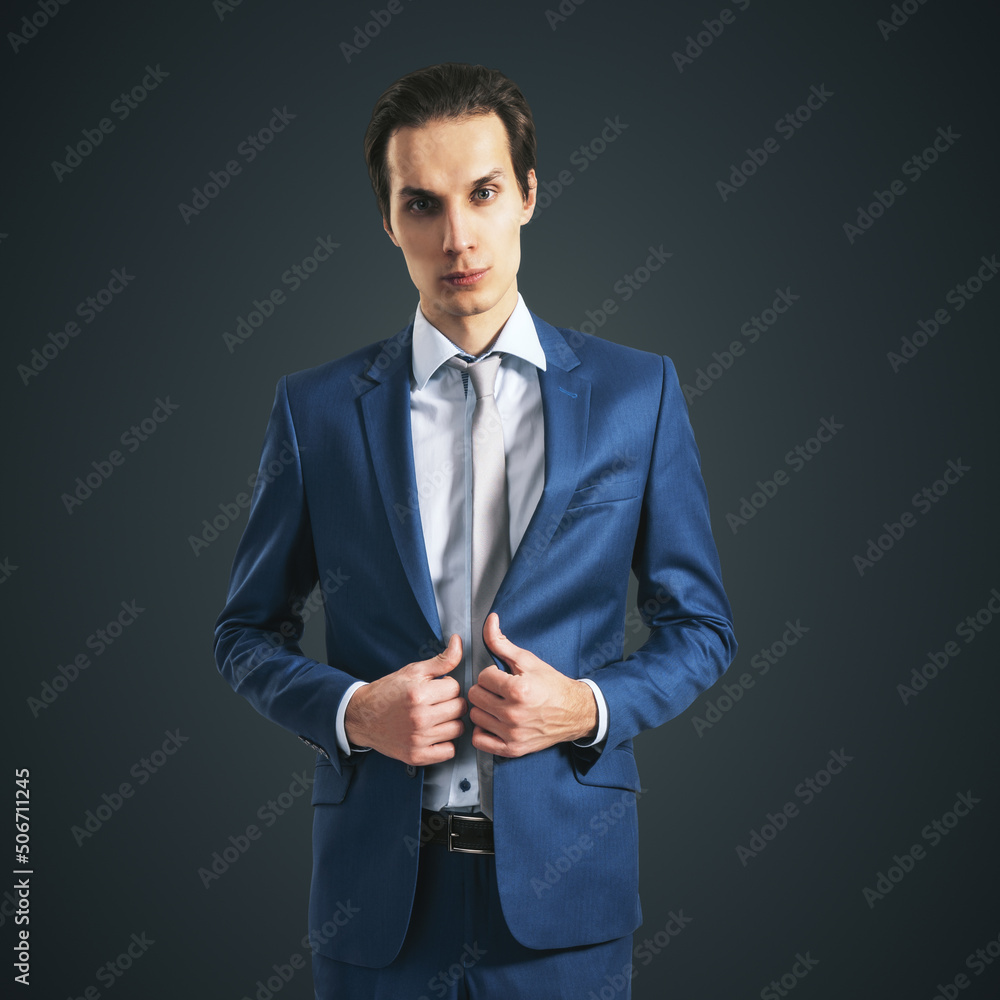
[[4, 0, 999, 997]]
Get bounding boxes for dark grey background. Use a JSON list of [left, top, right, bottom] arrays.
[[4, 0, 998, 997]]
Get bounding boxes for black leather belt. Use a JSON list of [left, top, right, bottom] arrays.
[[420, 809, 494, 854]]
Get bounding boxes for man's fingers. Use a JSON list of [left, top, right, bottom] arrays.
[[471, 725, 514, 757], [473, 664, 517, 698], [423, 676, 463, 707], [417, 633, 463, 676], [468, 705, 503, 736], [468, 678, 506, 713], [426, 717, 465, 744], [406, 697, 466, 742], [409, 741, 458, 766], [482, 613, 527, 672], [423, 695, 467, 725]]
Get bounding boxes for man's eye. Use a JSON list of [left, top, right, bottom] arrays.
[[474, 189, 496, 201], [410, 198, 433, 213]]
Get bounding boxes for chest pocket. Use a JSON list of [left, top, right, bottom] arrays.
[[566, 478, 641, 510]]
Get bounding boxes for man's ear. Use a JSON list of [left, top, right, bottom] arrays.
[[521, 168, 537, 225], [383, 215, 400, 247]]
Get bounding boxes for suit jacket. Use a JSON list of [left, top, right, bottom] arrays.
[[214, 310, 737, 968]]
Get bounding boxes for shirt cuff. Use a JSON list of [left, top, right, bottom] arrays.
[[335, 681, 372, 756], [573, 678, 608, 748]]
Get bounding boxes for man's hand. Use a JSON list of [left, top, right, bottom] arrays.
[[469, 613, 599, 757], [344, 634, 467, 766]]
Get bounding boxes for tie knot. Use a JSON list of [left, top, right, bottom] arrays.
[[447, 352, 502, 400]]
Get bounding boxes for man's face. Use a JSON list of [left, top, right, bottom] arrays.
[[382, 113, 536, 342]]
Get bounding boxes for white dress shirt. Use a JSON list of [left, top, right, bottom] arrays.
[[335, 293, 607, 812]]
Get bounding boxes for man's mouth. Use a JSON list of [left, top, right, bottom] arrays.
[[442, 268, 488, 287]]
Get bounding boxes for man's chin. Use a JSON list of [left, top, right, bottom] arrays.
[[430, 290, 497, 319]]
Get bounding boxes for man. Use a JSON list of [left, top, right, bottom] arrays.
[[214, 62, 736, 998]]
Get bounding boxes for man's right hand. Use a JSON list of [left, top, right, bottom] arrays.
[[343, 633, 467, 766]]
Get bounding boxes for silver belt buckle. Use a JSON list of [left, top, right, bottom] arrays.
[[447, 813, 493, 854]]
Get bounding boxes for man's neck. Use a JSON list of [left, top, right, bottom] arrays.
[[422, 287, 519, 357]]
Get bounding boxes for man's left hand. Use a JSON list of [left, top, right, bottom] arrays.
[[468, 613, 599, 757]]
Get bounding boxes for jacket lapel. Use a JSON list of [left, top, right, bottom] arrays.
[[358, 324, 442, 640], [493, 313, 590, 613]]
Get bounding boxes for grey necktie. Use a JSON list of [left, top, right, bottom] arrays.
[[446, 352, 509, 819]]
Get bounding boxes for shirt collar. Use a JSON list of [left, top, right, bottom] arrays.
[[411, 292, 547, 391]]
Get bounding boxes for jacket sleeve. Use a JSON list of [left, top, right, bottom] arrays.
[[586, 355, 737, 752], [213, 375, 358, 771]]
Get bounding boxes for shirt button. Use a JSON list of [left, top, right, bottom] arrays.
[[459, 778, 471, 792], [405, 765, 417, 777]]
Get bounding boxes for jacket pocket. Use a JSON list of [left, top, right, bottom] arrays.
[[566, 478, 641, 510], [311, 759, 355, 805], [572, 742, 640, 792]]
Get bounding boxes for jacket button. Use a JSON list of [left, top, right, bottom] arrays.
[[405, 765, 417, 777]]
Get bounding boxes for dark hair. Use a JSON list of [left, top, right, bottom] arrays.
[[364, 62, 536, 229]]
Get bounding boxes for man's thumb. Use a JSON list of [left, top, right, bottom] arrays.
[[484, 614, 522, 672], [426, 633, 462, 674]]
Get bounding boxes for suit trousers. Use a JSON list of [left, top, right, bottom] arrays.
[[312, 837, 634, 1000]]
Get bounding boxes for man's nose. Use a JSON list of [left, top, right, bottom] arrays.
[[442, 203, 475, 254]]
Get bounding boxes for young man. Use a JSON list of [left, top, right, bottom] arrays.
[[214, 63, 736, 998]]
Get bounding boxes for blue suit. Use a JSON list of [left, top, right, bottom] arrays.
[[214, 311, 736, 969]]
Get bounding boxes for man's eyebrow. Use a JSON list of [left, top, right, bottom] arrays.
[[396, 168, 506, 199]]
